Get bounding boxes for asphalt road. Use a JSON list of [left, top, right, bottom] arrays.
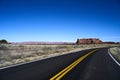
[[0, 48, 120, 80]]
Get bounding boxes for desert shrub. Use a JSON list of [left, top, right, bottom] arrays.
[[42, 46, 54, 54], [0, 39, 8, 44], [0, 44, 8, 50], [19, 45, 25, 50], [9, 54, 22, 60], [2, 55, 12, 61], [66, 47, 74, 51], [110, 47, 120, 61], [0, 60, 6, 64], [24, 52, 37, 58], [35, 51, 45, 56], [57, 46, 68, 49], [116, 47, 120, 53], [42, 47, 53, 51], [0, 61, 12, 67]]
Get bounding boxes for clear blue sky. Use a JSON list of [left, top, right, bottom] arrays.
[[0, 0, 120, 42]]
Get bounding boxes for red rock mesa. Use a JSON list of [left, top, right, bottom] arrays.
[[76, 38, 102, 44]]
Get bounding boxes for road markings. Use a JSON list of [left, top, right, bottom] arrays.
[[50, 49, 98, 80]]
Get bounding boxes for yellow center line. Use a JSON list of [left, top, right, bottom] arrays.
[[50, 49, 98, 80]]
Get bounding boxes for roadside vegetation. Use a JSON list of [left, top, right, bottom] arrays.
[[110, 47, 120, 61], [0, 39, 9, 44], [0, 43, 120, 68]]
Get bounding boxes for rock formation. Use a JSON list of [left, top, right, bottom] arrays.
[[76, 38, 102, 44]]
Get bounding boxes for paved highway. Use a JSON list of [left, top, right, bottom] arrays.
[[0, 48, 120, 80]]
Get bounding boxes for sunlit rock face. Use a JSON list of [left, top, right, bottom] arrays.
[[76, 38, 102, 44]]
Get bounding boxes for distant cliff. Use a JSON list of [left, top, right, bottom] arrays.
[[76, 38, 102, 44], [76, 38, 119, 44]]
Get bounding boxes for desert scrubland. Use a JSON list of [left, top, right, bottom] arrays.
[[110, 47, 120, 61], [0, 43, 120, 68]]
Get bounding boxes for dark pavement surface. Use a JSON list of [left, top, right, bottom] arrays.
[[0, 48, 120, 80]]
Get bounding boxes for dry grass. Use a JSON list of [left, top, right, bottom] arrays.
[[0, 43, 120, 68], [110, 47, 120, 61]]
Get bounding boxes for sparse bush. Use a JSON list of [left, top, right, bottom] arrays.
[[66, 47, 74, 51], [0, 39, 8, 44], [19, 45, 25, 50], [0, 44, 8, 50], [0, 44, 120, 68], [110, 47, 120, 61]]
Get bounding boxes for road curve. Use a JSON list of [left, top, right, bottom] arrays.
[[0, 48, 120, 80]]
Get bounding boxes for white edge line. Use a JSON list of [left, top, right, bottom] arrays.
[[108, 49, 120, 66]]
